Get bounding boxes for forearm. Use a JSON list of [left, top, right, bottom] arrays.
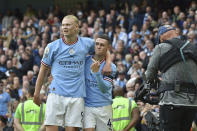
[[95, 72, 112, 93], [14, 118, 25, 131], [124, 119, 138, 131], [124, 108, 140, 131], [145, 46, 160, 81], [102, 50, 112, 75], [105, 50, 111, 65], [15, 125, 25, 131], [35, 64, 49, 95]]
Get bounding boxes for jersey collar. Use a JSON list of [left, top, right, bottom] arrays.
[[62, 36, 78, 45]]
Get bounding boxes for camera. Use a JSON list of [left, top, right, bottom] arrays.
[[134, 79, 160, 105], [144, 111, 160, 131]]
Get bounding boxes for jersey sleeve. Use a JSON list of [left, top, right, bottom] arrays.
[[102, 64, 117, 85], [5, 93, 10, 103], [145, 44, 161, 81], [41, 43, 54, 67], [14, 103, 22, 120], [85, 38, 95, 55], [93, 63, 117, 93]]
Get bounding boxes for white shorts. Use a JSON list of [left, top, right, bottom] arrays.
[[44, 93, 84, 127], [83, 105, 113, 131]]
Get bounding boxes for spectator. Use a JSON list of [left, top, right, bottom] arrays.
[[14, 86, 46, 131], [112, 25, 127, 49], [0, 80, 11, 116], [2, 10, 15, 29], [112, 86, 140, 131], [114, 70, 127, 89], [19, 51, 33, 77]]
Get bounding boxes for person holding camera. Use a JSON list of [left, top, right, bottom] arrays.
[[145, 25, 197, 131]]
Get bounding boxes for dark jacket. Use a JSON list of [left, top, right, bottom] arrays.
[[145, 38, 197, 106]]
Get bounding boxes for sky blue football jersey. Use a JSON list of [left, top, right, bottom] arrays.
[[84, 55, 117, 107], [41, 36, 94, 97]]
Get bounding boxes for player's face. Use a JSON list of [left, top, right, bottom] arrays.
[[95, 38, 109, 56], [61, 18, 78, 37]]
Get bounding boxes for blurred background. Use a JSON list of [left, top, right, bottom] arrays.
[[0, 0, 196, 131]]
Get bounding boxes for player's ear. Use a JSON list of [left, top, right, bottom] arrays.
[[75, 23, 79, 32], [107, 44, 110, 49]]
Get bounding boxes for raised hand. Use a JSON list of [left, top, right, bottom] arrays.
[[91, 58, 101, 73]]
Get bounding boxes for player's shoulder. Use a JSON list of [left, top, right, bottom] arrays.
[[79, 36, 94, 43], [46, 38, 61, 50], [157, 42, 171, 48], [111, 63, 117, 71], [17, 102, 22, 109], [4, 92, 10, 97], [85, 55, 93, 62], [49, 38, 61, 46], [111, 63, 117, 76], [111, 63, 117, 68]]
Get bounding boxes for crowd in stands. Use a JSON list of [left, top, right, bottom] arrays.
[[0, 0, 196, 130]]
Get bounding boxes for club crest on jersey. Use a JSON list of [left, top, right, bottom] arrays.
[[69, 48, 75, 55], [44, 46, 49, 58]]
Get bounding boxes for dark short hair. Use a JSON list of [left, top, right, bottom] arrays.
[[27, 86, 35, 97], [97, 34, 111, 45], [113, 86, 124, 97]]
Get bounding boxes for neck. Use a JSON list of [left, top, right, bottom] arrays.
[[63, 35, 78, 44], [28, 96, 33, 99], [93, 55, 105, 62], [161, 30, 179, 41], [166, 34, 179, 40]]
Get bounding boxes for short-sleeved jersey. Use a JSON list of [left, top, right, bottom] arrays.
[[41, 36, 94, 97], [84, 55, 117, 107], [0, 92, 10, 115]]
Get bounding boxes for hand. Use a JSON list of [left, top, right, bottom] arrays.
[[33, 93, 42, 106], [48, 74, 53, 83], [91, 59, 100, 73]]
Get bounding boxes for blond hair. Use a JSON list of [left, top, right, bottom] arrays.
[[63, 15, 79, 25]]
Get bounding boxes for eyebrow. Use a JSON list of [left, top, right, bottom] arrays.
[[95, 42, 104, 44]]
